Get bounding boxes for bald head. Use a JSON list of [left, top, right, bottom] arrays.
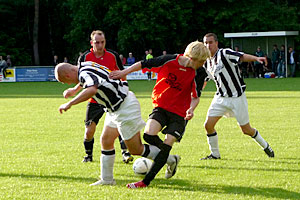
[[55, 63, 78, 84]]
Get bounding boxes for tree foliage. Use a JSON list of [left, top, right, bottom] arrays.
[[0, 0, 299, 65]]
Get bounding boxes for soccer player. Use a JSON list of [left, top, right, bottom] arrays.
[[201, 33, 274, 160], [109, 41, 211, 188], [55, 61, 179, 186], [63, 30, 133, 163]]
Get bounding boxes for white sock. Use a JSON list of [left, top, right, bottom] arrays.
[[207, 133, 220, 158], [142, 144, 175, 165], [252, 130, 268, 149], [100, 149, 115, 181]]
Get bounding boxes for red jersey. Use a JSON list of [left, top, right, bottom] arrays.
[[78, 48, 123, 103], [141, 54, 205, 118]]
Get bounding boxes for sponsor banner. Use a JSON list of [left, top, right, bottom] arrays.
[[16, 67, 56, 82], [124, 66, 157, 80], [0, 68, 16, 82]]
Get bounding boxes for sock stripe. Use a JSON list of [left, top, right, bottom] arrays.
[[101, 149, 115, 155], [142, 144, 150, 157], [252, 130, 258, 138], [207, 132, 217, 137]]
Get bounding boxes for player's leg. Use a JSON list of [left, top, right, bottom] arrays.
[[234, 94, 274, 157], [202, 116, 222, 159], [118, 135, 134, 164], [90, 125, 119, 186], [82, 102, 104, 162]]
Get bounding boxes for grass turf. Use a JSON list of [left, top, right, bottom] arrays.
[[0, 78, 299, 199]]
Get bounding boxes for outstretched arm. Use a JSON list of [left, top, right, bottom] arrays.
[[59, 85, 98, 114], [240, 54, 266, 65], [109, 61, 142, 79]]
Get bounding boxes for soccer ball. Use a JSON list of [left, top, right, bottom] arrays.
[[133, 157, 153, 176]]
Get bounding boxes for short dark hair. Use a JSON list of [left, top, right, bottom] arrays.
[[204, 33, 218, 41]]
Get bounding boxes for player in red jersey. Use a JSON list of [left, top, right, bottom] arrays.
[[63, 30, 133, 163], [110, 41, 210, 188]]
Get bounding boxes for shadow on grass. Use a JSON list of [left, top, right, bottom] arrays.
[[0, 172, 95, 183], [155, 179, 300, 199]]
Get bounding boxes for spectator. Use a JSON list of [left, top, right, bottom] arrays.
[[64, 57, 68, 63], [119, 54, 126, 66], [127, 52, 135, 65], [6, 55, 12, 67], [162, 50, 167, 55], [254, 46, 265, 78], [0, 55, 9, 79], [277, 45, 286, 78], [54, 55, 59, 65], [146, 49, 153, 80], [288, 47, 297, 77], [143, 50, 149, 60], [271, 44, 280, 76]]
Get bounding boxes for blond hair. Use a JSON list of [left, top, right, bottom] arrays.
[[184, 41, 211, 61], [90, 30, 105, 40]]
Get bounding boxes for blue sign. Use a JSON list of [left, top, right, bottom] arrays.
[[16, 67, 56, 82]]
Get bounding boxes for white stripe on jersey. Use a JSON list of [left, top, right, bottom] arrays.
[[205, 48, 245, 97], [79, 61, 129, 112]]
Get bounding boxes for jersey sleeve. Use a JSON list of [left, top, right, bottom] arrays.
[[141, 54, 177, 73], [192, 67, 208, 98], [223, 48, 244, 64]]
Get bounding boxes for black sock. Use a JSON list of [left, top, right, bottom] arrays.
[[143, 143, 172, 185], [84, 138, 94, 156], [118, 135, 127, 151]]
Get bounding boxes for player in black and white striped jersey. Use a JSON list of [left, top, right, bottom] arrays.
[[201, 33, 274, 160], [55, 61, 179, 186]]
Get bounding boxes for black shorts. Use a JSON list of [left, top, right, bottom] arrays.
[[84, 102, 105, 126], [149, 107, 187, 142]]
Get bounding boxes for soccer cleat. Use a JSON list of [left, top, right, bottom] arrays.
[[126, 180, 147, 189], [90, 179, 116, 186], [82, 155, 93, 162], [200, 154, 221, 160], [165, 155, 181, 179], [264, 143, 274, 157], [122, 151, 134, 163]]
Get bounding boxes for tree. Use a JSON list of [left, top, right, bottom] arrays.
[[33, 0, 40, 65]]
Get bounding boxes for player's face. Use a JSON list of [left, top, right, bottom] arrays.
[[191, 58, 205, 70], [203, 36, 218, 56], [91, 34, 106, 54]]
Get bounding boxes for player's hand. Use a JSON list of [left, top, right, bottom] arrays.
[[109, 70, 124, 79], [59, 102, 72, 114], [63, 88, 76, 98], [185, 108, 194, 120], [257, 57, 266, 64]]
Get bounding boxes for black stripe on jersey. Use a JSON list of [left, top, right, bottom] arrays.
[[234, 64, 246, 92], [219, 72, 232, 97], [106, 49, 124, 70], [214, 75, 224, 96], [194, 67, 207, 97], [220, 50, 242, 97], [225, 49, 243, 57], [229, 59, 238, 64], [87, 72, 99, 86], [80, 67, 127, 108]]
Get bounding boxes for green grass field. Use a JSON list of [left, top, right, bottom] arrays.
[[0, 79, 300, 200]]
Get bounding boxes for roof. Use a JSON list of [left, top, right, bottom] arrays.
[[224, 31, 299, 38]]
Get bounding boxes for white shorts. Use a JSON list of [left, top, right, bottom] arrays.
[[207, 93, 249, 126], [104, 91, 146, 140]]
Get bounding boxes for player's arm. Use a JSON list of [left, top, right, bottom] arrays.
[[109, 61, 142, 79], [63, 83, 82, 98], [185, 97, 200, 120], [240, 54, 266, 65], [59, 85, 97, 114]]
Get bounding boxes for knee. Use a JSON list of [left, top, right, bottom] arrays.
[[143, 133, 163, 147], [204, 121, 213, 133]]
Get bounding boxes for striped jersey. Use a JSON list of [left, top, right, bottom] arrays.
[[204, 48, 246, 97], [141, 54, 207, 118], [78, 48, 124, 103], [78, 61, 129, 112]]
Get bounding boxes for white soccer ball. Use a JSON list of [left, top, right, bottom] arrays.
[[133, 157, 153, 176]]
